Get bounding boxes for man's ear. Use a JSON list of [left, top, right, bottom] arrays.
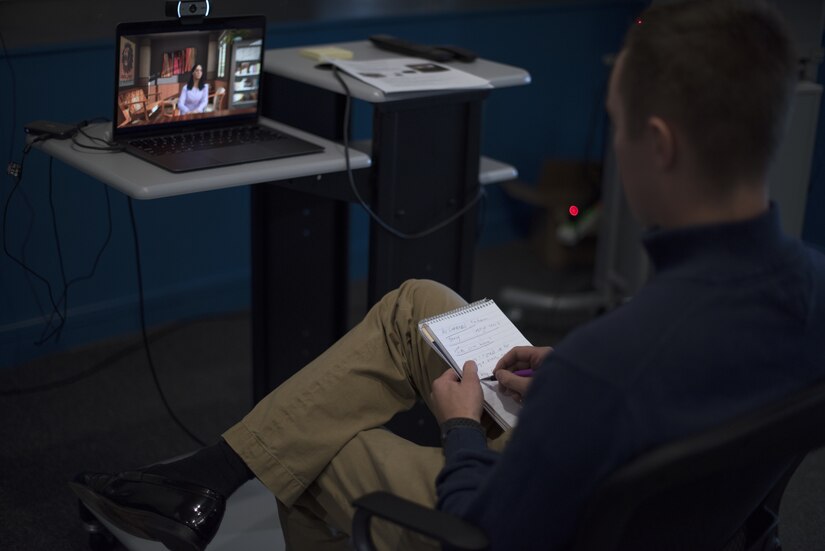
[[647, 116, 676, 170]]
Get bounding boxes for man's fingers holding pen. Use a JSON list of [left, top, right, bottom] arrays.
[[489, 346, 552, 403], [494, 346, 554, 374], [496, 368, 532, 400]]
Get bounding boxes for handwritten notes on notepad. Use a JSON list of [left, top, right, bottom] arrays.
[[418, 299, 532, 430]]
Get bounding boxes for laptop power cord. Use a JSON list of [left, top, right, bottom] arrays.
[[331, 65, 486, 241]]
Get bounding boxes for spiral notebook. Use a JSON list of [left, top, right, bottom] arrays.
[[418, 299, 532, 431]]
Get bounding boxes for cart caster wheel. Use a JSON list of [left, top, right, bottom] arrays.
[[78, 500, 118, 550], [88, 531, 118, 551]]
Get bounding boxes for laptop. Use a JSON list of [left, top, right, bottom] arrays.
[[113, 16, 324, 173]]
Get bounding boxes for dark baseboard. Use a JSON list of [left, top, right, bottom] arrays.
[[0, 271, 250, 370]]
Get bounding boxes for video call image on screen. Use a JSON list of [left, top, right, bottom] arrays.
[[116, 27, 263, 129]]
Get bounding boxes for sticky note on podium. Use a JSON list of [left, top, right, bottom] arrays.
[[299, 46, 354, 61]]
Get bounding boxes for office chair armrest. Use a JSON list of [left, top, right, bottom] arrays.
[[351, 491, 489, 551]]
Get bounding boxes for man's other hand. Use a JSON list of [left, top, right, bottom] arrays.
[[493, 346, 553, 403], [431, 361, 484, 424]]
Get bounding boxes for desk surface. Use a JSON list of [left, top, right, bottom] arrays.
[[265, 40, 531, 103], [32, 119, 371, 200]]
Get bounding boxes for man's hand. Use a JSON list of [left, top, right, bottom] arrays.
[[431, 361, 484, 424], [493, 346, 553, 403]]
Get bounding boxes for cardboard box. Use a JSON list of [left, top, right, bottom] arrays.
[[502, 160, 601, 269]]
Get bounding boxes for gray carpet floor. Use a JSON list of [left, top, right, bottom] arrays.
[[1, 242, 823, 550], [0, 312, 254, 551]]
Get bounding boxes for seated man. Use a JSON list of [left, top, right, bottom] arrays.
[[70, 1, 825, 550]]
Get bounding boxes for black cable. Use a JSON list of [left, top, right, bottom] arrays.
[[71, 124, 125, 152], [41, 157, 68, 343], [36, 147, 116, 344], [8, 127, 117, 346], [3, 139, 67, 330], [16, 171, 48, 319], [65, 183, 113, 289], [3, 114, 199, 449], [331, 66, 485, 240], [476, 183, 488, 241], [0, 310, 246, 396], [0, 321, 189, 397], [127, 196, 205, 447], [1, 29, 48, 321], [1, 29, 17, 165], [3, 110, 199, 439]]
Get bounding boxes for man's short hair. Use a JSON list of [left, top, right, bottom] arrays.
[[619, 0, 796, 186]]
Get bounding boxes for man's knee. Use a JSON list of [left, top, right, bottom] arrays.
[[396, 279, 464, 310], [399, 278, 448, 295]]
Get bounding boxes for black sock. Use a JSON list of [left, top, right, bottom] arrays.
[[145, 438, 254, 497]]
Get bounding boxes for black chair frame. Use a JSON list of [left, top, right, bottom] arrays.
[[352, 378, 825, 551]]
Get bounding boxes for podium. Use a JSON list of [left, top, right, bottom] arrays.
[[256, 41, 530, 443]]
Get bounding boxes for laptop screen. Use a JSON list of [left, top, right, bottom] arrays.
[[114, 16, 265, 137]]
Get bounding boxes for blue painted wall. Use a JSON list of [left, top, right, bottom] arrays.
[[25, 1, 824, 370]]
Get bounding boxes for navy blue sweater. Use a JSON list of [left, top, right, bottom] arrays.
[[436, 205, 825, 549]]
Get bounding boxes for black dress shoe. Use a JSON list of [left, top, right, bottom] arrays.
[[69, 471, 226, 551]]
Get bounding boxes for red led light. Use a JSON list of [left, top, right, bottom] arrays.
[[569, 205, 579, 217], [636, 18, 643, 25]]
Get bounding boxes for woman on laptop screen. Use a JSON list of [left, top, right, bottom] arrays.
[[177, 63, 209, 114]]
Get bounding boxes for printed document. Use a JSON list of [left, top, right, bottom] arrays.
[[328, 57, 492, 94]]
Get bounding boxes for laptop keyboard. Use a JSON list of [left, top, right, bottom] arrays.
[[128, 125, 288, 156]]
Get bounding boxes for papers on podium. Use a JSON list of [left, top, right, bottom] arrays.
[[327, 57, 492, 94]]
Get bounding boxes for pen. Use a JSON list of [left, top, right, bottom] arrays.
[[482, 368, 534, 381]]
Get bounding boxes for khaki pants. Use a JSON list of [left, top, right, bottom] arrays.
[[223, 280, 508, 550]]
